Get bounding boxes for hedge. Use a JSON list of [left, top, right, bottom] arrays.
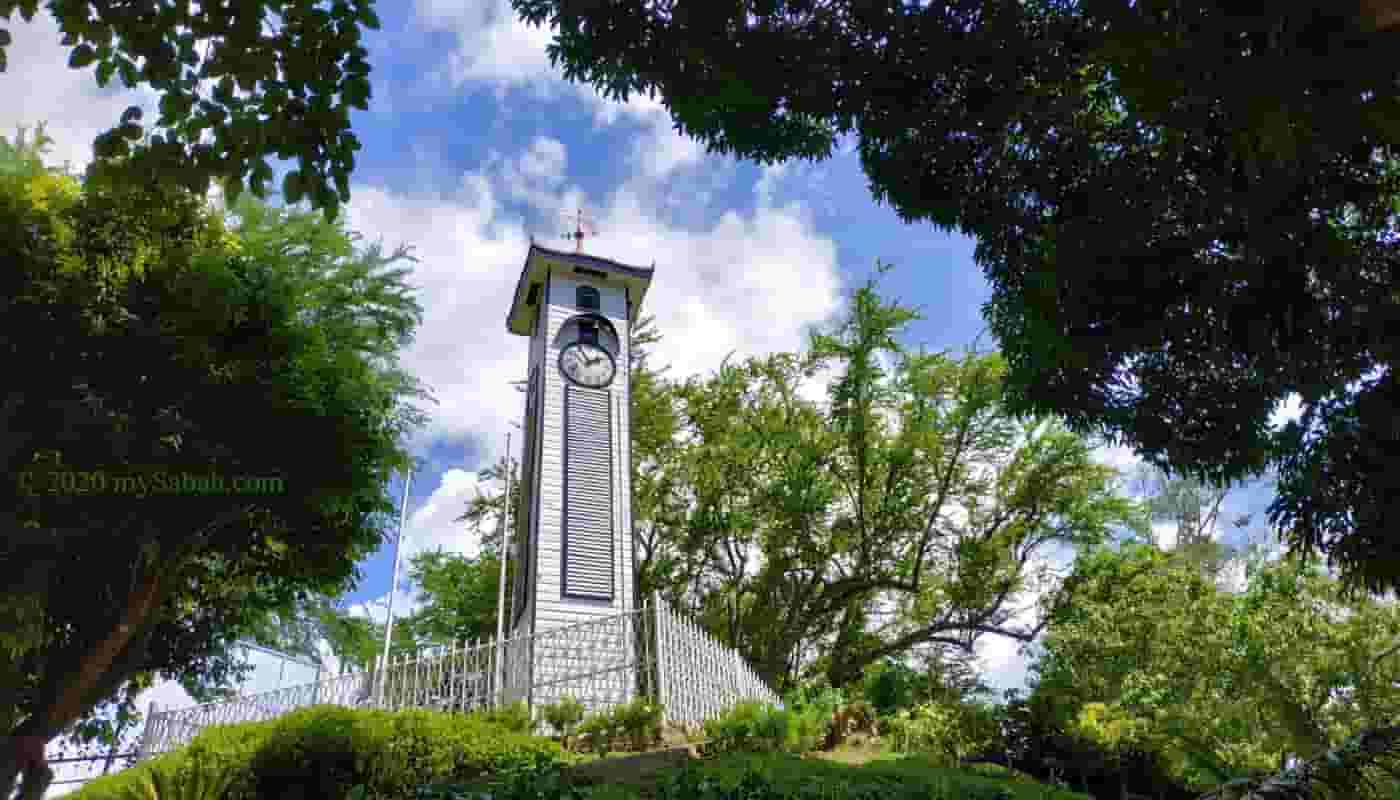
[[68, 705, 564, 800], [670, 753, 1094, 800]]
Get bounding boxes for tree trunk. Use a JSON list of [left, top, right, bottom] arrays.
[[16, 761, 53, 800], [0, 559, 165, 799], [0, 735, 46, 800], [47, 565, 164, 733], [1359, 0, 1400, 31]]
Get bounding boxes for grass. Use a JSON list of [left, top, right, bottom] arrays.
[[562, 744, 1092, 800], [680, 752, 1091, 800]]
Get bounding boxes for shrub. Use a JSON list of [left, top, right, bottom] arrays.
[[864, 660, 923, 716], [111, 757, 240, 800], [782, 685, 845, 718], [703, 701, 812, 755], [68, 705, 562, 800], [539, 695, 587, 749], [884, 700, 1001, 767], [470, 700, 537, 735], [613, 698, 664, 752], [825, 700, 880, 750], [574, 698, 665, 755], [576, 712, 619, 757], [70, 719, 280, 800], [787, 707, 828, 753]]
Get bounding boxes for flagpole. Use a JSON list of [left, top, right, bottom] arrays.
[[495, 433, 512, 702], [377, 464, 413, 705]]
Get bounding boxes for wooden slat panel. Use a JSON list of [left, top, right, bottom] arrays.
[[563, 385, 613, 600]]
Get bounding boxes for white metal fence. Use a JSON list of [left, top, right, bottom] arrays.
[[652, 596, 778, 723], [136, 595, 778, 760]]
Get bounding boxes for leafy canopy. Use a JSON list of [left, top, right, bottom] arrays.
[[1031, 542, 1400, 791], [628, 271, 1142, 691], [0, 0, 381, 220], [511, 0, 1400, 594], [0, 131, 425, 774]]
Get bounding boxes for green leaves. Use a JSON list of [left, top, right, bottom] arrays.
[[341, 74, 372, 108], [636, 276, 1137, 692], [283, 170, 304, 205], [7, 0, 380, 218], [510, 0, 1400, 597], [1032, 543, 1400, 792], [2, 158, 426, 759], [68, 42, 96, 68]]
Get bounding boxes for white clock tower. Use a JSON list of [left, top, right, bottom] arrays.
[[504, 240, 653, 708]]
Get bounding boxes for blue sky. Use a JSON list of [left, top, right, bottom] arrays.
[[6, 0, 1299, 761]]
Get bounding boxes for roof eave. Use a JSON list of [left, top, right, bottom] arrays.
[[506, 244, 654, 336]]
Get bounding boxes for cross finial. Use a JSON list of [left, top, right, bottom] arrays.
[[561, 207, 598, 254]]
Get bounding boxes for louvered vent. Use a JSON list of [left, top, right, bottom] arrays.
[[563, 386, 613, 601]]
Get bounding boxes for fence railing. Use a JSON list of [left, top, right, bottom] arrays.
[[136, 596, 778, 760], [652, 595, 779, 722]]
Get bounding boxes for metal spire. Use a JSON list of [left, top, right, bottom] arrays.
[[561, 207, 598, 254]]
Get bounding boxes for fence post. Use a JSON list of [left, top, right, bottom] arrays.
[[652, 593, 668, 719], [135, 701, 158, 763]]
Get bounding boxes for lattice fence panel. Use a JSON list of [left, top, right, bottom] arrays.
[[139, 598, 778, 760], [528, 609, 650, 715], [652, 595, 780, 724]]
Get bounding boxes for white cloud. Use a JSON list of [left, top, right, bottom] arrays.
[[402, 467, 495, 561], [417, 0, 557, 95], [516, 136, 566, 183], [411, 0, 707, 178], [341, 133, 842, 482], [1152, 521, 1178, 551], [343, 466, 498, 636], [1092, 440, 1143, 478], [1, 10, 160, 174], [755, 163, 790, 210]]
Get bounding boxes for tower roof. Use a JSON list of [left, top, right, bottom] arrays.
[[506, 243, 654, 336]]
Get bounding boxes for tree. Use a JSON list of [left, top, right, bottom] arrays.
[[400, 549, 514, 647], [636, 273, 1142, 691], [1129, 465, 1257, 586], [454, 452, 520, 558], [511, 0, 1400, 595], [1, 0, 381, 220], [1031, 542, 1400, 792], [314, 597, 393, 674], [0, 137, 426, 797], [236, 591, 397, 675], [625, 315, 685, 604]]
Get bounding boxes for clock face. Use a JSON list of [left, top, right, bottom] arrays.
[[559, 341, 616, 388]]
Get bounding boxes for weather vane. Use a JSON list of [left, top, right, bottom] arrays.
[[561, 207, 598, 254]]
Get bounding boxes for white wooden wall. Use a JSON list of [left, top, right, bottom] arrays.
[[532, 273, 635, 630], [517, 272, 636, 704]]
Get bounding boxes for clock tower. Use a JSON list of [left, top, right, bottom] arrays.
[[504, 242, 653, 708]]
